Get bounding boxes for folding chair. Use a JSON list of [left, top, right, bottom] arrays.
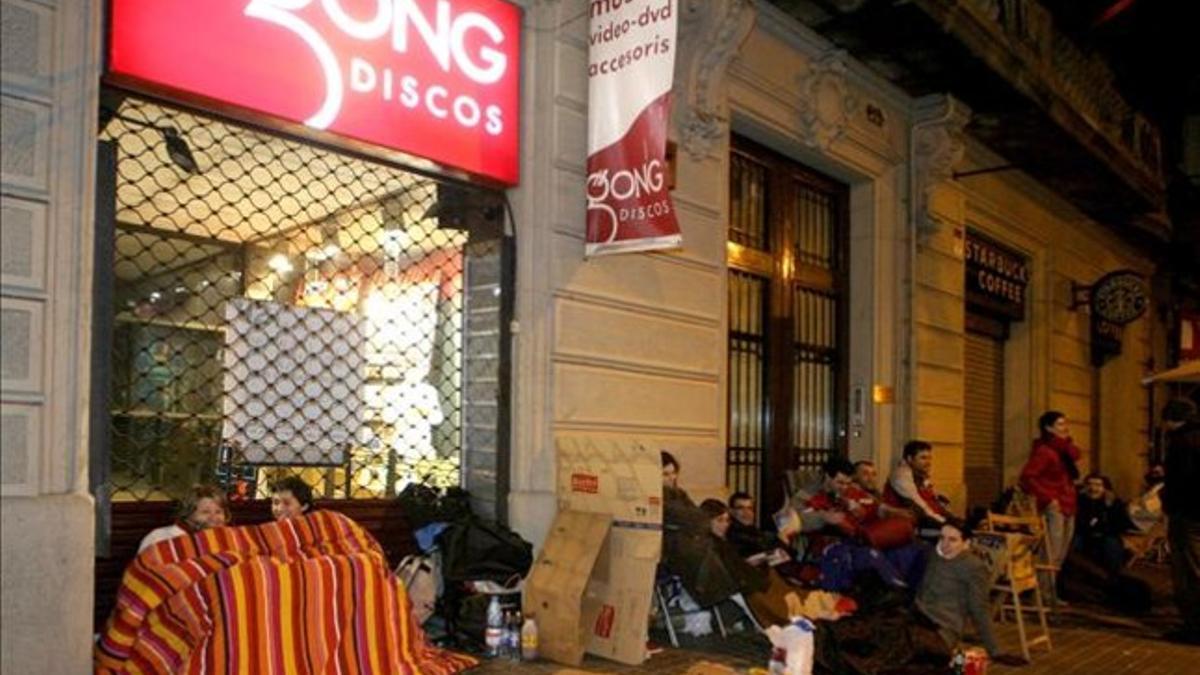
[[1123, 519, 1169, 566], [985, 512, 1060, 606], [976, 527, 1052, 661], [653, 570, 727, 648]]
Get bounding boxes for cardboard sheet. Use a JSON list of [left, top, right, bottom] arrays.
[[523, 510, 613, 666]]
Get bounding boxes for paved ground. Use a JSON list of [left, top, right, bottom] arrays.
[[469, 562, 1200, 674]]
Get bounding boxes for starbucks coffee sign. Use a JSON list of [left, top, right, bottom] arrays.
[[965, 231, 1028, 320]]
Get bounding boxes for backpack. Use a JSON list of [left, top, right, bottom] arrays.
[[437, 517, 533, 586], [395, 551, 442, 625]]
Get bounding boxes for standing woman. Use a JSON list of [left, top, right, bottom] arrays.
[[1020, 410, 1082, 597]]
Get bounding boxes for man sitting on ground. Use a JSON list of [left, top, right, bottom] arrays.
[[1128, 463, 1165, 534], [853, 460, 880, 496], [801, 457, 907, 591], [885, 440, 955, 532], [727, 491, 776, 558], [916, 520, 1025, 666], [1074, 473, 1135, 575]]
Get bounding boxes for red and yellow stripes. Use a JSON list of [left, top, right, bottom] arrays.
[[96, 511, 477, 674]]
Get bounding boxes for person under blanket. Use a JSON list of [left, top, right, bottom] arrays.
[[800, 457, 909, 592], [138, 484, 229, 552], [270, 475, 314, 520], [98, 510, 476, 675]]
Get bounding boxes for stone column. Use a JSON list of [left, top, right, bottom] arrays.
[[1, 0, 103, 671]]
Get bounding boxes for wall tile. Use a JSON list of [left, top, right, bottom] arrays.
[[0, 195, 46, 289]]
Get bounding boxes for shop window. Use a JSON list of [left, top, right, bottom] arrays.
[[726, 137, 848, 521], [96, 96, 509, 504]]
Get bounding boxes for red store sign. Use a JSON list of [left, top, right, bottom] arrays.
[[107, 0, 522, 185]]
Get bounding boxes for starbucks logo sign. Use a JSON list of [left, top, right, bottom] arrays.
[[1090, 270, 1148, 325]]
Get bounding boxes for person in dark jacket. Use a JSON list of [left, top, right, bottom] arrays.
[[1162, 398, 1200, 645], [660, 453, 793, 627], [1072, 473, 1134, 575], [726, 491, 774, 558], [1020, 411, 1083, 583]]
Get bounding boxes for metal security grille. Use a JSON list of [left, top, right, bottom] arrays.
[[97, 95, 506, 503], [727, 137, 846, 520], [964, 330, 1004, 509], [727, 270, 768, 506], [729, 153, 769, 250], [790, 182, 840, 471]]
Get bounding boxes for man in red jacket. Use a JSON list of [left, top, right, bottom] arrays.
[[1020, 410, 1082, 601]]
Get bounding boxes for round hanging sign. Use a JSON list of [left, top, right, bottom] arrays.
[[1090, 270, 1148, 325]]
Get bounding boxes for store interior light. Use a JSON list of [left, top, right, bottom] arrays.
[[268, 253, 294, 274]]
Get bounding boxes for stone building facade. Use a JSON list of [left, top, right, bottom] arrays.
[[0, 1, 1171, 671]]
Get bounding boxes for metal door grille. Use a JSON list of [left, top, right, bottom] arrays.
[[727, 137, 847, 518], [790, 179, 840, 471], [98, 95, 506, 502], [729, 153, 769, 250], [727, 270, 768, 505]]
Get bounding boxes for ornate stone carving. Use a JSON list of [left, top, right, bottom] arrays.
[[911, 94, 971, 222], [795, 49, 858, 150], [673, 0, 756, 160]]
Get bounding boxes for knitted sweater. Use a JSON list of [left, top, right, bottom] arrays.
[[915, 546, 999, 656]]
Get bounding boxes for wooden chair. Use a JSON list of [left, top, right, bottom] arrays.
[[984, 512, 1060, 605], [1003, 489, 1039, 519], [1123, 518, 1170, 566], [974, 529, 1052, 661]]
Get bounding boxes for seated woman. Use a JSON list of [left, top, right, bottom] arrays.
[[661, 452, 791, 627], [138, 484, 229, 552], [270, 475, 314, 521]]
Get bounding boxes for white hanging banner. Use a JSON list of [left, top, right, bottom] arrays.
[[585, 0, 681, 257]]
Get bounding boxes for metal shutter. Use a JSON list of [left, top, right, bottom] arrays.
[[964, 331, 1004, 509]]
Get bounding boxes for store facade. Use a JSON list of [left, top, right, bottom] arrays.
[[0, 1, 1171, 671]]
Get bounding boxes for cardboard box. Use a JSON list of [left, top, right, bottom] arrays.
[[524, 509, 613, 666], [524, 438, 663, 666]]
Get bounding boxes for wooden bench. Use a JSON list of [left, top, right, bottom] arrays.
[[94, 499, 416, 632]]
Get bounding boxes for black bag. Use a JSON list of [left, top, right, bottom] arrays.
[[437, 516, 533, 585], [397, 484, 473, 530]]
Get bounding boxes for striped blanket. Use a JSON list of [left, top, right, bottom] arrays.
[[96, 510, 477, 674]]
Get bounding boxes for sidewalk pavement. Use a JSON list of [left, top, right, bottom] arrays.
[[470, 603, 1200, 674]]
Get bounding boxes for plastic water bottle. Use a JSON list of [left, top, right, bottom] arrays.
[[507, 610, 523, 662], [484, 596, 503, 657], [950, 649, 966, 675], [520, 613, 539, 661]]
